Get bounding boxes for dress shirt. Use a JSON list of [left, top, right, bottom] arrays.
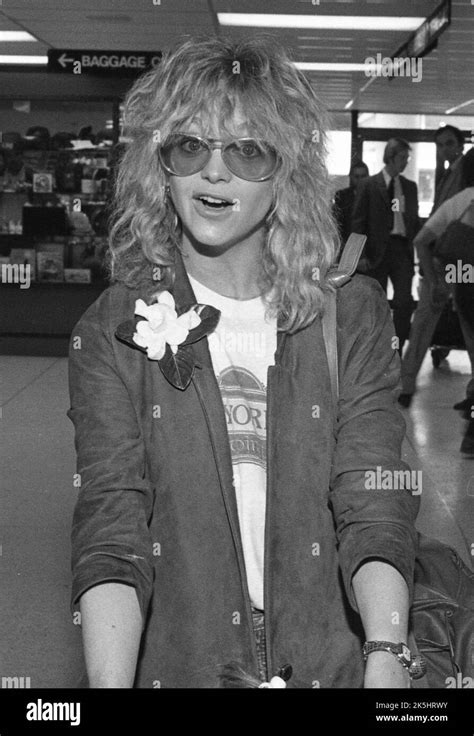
[[383, 168, 406, 237]]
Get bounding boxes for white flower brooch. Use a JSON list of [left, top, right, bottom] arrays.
[[115, 290, 220, 390], [133, 291, 201, 360]]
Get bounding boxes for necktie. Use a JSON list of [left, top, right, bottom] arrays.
[[388, 177, 395, 230]]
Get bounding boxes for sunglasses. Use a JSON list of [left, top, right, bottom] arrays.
[[158, 133, 280, 182]]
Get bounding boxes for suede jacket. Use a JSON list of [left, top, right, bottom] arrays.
[[68, 253, 420, 688]]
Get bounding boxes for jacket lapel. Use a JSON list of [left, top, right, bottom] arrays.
[[399, 176, 408, 229], [375, 171, 390, 209], [172, 249, 278, 607]]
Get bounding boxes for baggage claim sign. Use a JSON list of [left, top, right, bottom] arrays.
[[48, 50, 162, 76]]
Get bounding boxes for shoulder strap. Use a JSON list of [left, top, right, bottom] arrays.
[[322, 233, 367, 409], [322, 290, 339, 408]]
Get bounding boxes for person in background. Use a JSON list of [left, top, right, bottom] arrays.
[[351, 138, 419, 355], [0, 147, 33, 191], [398, 127, 467, 407], [333, 159, 369, 245], [423, 126, 467, 368], [78, 126, 96, 144], [432, 125, 465, 214], [399, 149, 474, 419]]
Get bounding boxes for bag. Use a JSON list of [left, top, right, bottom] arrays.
[[433, 200, 474, 266], [410, 534, 474, 688], [323, 234, 474, 688], [431, 298, 465, 350]]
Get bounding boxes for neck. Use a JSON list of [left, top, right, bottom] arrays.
[[384, 165, 398, 179], [180, 229, 267, 300]]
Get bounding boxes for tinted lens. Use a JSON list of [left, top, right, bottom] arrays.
[[224, 139, 278, 180], [159, 134, 279, 180], [160, 135, 210, 176]]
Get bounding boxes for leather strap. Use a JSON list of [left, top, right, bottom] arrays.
[[322, 233, 367, 410], [322, 290, 338, 411]]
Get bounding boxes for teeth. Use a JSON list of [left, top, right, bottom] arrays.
[[200, 196, 228, 204]]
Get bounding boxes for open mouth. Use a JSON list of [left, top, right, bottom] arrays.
[[196, 195, 234, 210]]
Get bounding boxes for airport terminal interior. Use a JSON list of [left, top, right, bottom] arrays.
[[1, 0, 473, 687]]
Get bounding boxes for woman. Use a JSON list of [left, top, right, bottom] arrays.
[[68, 37, 420, 688]]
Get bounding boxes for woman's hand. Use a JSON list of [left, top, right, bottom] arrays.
[[364, 650, 412, 688]]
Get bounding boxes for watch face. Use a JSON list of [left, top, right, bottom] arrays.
[[402, 644, 411, 661]]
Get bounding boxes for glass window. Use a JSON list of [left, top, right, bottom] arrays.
[[358, 112, 474, 133], [325, 112, 353, 194]]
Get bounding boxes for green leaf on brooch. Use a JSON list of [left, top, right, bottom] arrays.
[[178, 304, 221, 345], [158, 343, 195, 390], [115, 319, 144, 350]]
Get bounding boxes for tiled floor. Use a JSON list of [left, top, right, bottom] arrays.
[[0, 348, 473, 687]]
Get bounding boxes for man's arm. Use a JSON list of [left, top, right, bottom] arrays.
[[413, 225, 439, 283], [80, 583, 142, 688], [411, 181, 421, 237]]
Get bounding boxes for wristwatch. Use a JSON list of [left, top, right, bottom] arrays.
[[363, 640, 427, 680]]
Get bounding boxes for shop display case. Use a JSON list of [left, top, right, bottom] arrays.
[[0, 135, 115, 355]]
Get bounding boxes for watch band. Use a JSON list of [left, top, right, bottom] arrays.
[[363, 640, 427, 680]]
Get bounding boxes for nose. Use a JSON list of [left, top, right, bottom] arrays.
[[200, 147, 232, 183]]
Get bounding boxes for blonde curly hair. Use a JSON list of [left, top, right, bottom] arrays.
[[108, 35, 340, 333]]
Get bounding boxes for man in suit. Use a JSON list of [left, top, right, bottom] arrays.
[[333, 159, 369, 245], [432, 125, 465, 213], [352, 138, 419, 354]]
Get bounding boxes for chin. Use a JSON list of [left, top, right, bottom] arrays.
[[183, 223, 241, 248]]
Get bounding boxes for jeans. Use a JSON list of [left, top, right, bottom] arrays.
[[251, 607, 268, 682]]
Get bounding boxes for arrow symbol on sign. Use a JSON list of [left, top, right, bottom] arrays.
[[58, 52, 74, 68]]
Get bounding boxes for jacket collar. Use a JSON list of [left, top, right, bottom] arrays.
[[376, 170, 390, 208], [114, 246, 289, 374], [171, 247, 288, 366]]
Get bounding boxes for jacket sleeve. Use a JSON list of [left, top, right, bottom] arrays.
[[410, 179, 421, 238], [329, 277, 420, 610], [350, 181, 371, 264], [350, 180, 369, 237], [67, 292, 154, 624]]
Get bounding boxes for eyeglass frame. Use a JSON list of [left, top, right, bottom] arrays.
[[158, 132, 281, 182]]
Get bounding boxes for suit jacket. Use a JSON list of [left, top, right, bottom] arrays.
[[351, 171, 419, 271], [333, 186, 356, 245], [68, 251, 419, 688], [432, 155, 464, 213]]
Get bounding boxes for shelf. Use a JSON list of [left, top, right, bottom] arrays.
[[0, 280, 109, 288]]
